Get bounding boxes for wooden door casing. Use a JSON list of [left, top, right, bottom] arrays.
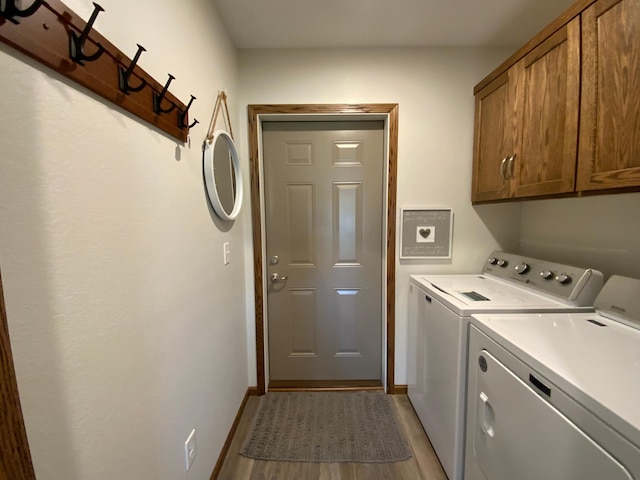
[[247, 104, 399, 395], [0, 269, 37, 480], [578, 0, 640, 191]]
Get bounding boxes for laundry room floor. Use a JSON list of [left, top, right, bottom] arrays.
[[217, 394, 448, 479]]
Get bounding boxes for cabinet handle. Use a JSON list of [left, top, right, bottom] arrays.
[[507, 154, 516, 179], [425, 295, 432, 303], [500, 157, 508, 181]]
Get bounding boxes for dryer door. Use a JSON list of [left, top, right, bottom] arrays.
[[466, 349, 632, 480]]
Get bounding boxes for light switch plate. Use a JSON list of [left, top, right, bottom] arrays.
[[184, 428, 197, 471], [223, 242, 230, 265]]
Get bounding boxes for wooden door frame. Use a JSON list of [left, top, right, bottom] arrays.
[[248, 104, 399, 395], [0, 268, 37, 479]]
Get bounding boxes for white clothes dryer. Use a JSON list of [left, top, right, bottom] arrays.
[[465, 275, 640, 480]]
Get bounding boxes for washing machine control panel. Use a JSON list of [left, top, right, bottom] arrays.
[[482, 251, 603, 305]]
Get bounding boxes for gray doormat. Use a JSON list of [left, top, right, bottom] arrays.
[[240, 391, 412, 463]]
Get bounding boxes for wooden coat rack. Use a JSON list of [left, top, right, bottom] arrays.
[[0, 0, 197, 142]]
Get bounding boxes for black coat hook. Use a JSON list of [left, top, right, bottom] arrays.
[[179, 95, 199, 129], [153, 74, 176, 115], [118, 44, 147, 94], [69, 2, 105, 65], [0, 0, 43, 24]]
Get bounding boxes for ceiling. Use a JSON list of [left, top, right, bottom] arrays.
[[213, 0, 577, 49]]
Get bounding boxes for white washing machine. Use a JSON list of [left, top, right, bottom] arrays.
[[407, 251, 604, 480], [465, 275, 640, 480]]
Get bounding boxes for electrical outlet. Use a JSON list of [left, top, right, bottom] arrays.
[[184, 429, 197, 471], [223, 242, 230, 265]]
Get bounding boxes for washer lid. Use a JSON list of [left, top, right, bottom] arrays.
[[410, 274, 592, 316], [471, 311, 640, 448]]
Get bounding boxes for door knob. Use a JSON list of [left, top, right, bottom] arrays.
[[271, 273, 288, 282]]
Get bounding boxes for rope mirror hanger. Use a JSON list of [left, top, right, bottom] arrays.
[[202, 91, 243, 221]]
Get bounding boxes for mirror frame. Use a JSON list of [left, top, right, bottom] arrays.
[[202, 130, 243, 221]]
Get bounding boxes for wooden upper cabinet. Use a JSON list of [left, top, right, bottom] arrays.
[[472, 70, 520, 202], [578, 0, 640, 191], [472, 19, 580, 202], [513, 19, 581, 198], [472, 0, 640, 202]]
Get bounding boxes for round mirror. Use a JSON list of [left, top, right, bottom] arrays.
[[203, 130, 243, 220]]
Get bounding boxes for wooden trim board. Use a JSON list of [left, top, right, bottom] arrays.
[[248, 104, 399, 395], [0, 268, 37, 480], [269, 380, 384, 392], [209, 387, 258, 480]]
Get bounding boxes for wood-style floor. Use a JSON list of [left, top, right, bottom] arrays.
[[217, 394, 448, 480]]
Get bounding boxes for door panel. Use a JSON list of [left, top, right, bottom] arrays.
[[333, 288, 362, 356], [333, 183, 362, 265], [288, 289, 316, 356], [263, 121, 384, 381], [285, 183, 316, 266]]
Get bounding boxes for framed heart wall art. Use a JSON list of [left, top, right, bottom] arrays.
[[400, 208, 453, 260]]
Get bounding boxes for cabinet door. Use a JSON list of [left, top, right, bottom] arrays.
[[513, 18, 580, 198], [578, 0, 640, 191], [472, 69, 521, 202]]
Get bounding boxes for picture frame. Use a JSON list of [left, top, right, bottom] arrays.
[[399, 208, 453, 259]]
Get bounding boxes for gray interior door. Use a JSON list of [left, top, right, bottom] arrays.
[[263, 121, 384, 381]]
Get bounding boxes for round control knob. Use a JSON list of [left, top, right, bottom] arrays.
[[540, 270, 554, 280], [555, 273, 571, 284], [496, 259, 508, 267], [515, 263, 530, 274], [488, 257, 498, 265]]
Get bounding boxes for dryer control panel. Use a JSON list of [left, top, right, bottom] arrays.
[[483, 251, 604, 306]]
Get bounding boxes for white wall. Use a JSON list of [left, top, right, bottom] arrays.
[[0, 1, 249, 479], [520, 193, 640, 280], [237, 47, 521, 385]]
